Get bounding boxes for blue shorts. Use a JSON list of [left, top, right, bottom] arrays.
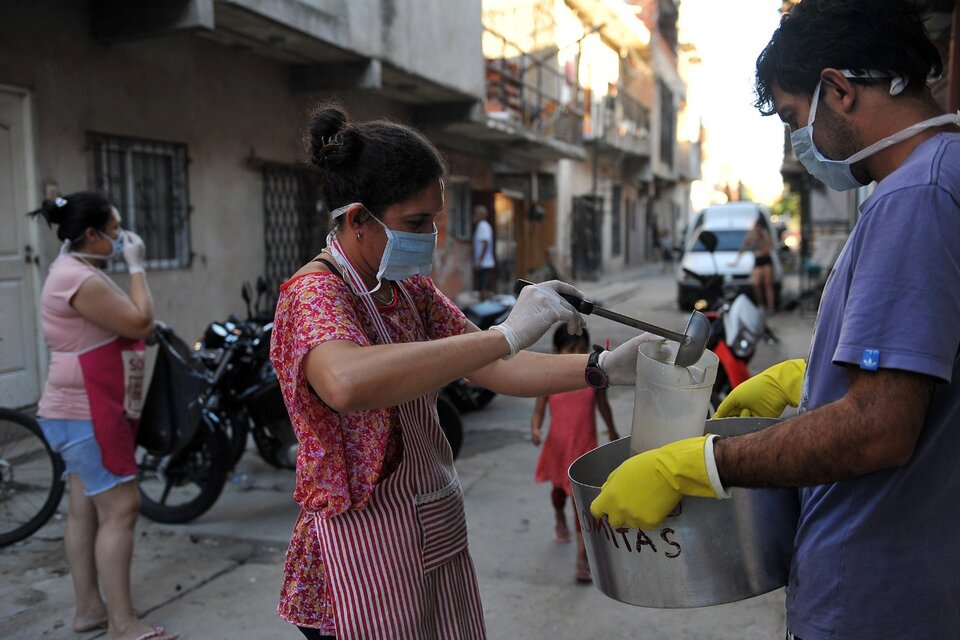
[[37, 418, 136, 496]]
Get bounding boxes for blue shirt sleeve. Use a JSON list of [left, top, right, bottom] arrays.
[[834, 183, 960, 382]]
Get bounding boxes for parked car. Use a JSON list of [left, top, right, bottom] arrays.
[[677, 202, 783, 311]]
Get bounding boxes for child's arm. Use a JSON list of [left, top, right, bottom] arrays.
[[595, 389, 619, 441], [531, 396, 548, 446]]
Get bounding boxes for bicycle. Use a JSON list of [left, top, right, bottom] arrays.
[[0, 407, 66, 546]]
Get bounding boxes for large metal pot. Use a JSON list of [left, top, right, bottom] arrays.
[[569, 417, 798, 608]]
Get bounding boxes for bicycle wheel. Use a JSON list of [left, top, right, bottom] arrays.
[[0, 409, 66, 546]]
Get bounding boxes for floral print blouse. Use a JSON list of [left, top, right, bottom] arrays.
[[271, 271, 466, 631]]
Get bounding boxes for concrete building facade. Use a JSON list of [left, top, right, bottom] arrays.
[[0, 0, 697, 409]]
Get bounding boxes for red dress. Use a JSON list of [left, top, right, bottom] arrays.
[[534, 387, 599, 496]]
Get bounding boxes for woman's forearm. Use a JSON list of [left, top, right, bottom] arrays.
[[467, 351, 587, 397], [306, 329, 514, 411], [129, 273, 155, 323]]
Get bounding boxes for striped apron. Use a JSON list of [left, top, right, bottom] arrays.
[[313, 240, 486, 639]]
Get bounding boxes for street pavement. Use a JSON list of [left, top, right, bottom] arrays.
[[1, 265, 815, 639]]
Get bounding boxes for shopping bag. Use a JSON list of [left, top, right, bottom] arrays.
[[138, 326, 210, 455]]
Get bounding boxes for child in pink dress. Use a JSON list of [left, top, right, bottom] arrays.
[[531, 325, 619, 583]]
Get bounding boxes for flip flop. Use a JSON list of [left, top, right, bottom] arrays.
[[135, 627, 176, 640]]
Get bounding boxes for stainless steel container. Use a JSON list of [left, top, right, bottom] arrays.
[[569, 417, 798, 608]]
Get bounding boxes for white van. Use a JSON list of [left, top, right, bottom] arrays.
[[676, 202, 782, 310]]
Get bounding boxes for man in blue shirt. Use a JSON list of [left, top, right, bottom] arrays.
[[590, 1, 960, 638]]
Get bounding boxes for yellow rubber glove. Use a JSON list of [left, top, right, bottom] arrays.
[[590, 436, 722, 530], [714, 359, 806, 419]]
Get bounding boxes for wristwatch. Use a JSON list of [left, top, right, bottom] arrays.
[[584, 345, 609, 391]]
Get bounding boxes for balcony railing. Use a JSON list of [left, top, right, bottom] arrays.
[[603, 91, 650, 139], [584, 90, 651, 156], [483, 26, 584, 146]]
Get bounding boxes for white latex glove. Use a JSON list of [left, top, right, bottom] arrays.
[[121, 230, 146, 274], [597, 332, 661, 386], [490, 280, 586, 357]]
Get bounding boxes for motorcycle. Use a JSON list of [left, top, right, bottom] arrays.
[[137, 324, 233, 524], [436, 293, 517, 459], [136, 279, 296, 524], [681, 230, 764, 408], [194, 278, 297, 470]]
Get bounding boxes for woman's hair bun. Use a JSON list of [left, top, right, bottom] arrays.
[[32, 198, 67, 226], [307, 102, 359, 169], [27, 191, 113, 242], [304, 100, 446, 217]]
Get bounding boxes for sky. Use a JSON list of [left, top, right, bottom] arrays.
[[677, 0, 787, 208]]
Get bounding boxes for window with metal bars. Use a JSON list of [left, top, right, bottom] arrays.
[[261, 163, 326, 302], [88, 132, 191, 270]]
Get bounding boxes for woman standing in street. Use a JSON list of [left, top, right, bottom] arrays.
[[272, 102, 650, 639], [30, 193, 178, 640], [732, 215, 775, 312]]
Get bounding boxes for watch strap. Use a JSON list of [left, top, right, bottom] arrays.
[[585, 347, 609, 390]]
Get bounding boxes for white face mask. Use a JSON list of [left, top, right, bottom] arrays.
[[327, 202, 437, 294], [790, 70, 960, 191]]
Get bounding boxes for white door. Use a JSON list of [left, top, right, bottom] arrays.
[[0, 87, 41, 408]]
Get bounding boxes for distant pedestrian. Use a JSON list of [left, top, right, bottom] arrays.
[[28, 193, 178, 640], [531, 325, 621, 584], [730, 214, 775, 311], [472, 204, 495, 299], [659, 228, 674, 273]]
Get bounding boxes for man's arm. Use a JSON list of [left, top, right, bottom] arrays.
[[715, 366, 936, 488]]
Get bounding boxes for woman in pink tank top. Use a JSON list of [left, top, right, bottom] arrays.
[[30, 193, 178, 640], [272, 103, 655, 639]]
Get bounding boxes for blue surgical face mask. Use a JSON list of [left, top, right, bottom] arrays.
[[370, 215, 437, 282], [99, 230, 125, 258], [791, 71, 960, 191], [327, 202, 437, 294], [65, 228, 124, 261]]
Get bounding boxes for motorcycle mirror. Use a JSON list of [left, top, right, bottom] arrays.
[[241, 282, 253, 319], [254, 276, 268, 317]]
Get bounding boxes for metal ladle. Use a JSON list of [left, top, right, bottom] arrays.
[[514, 279, 710, 367]]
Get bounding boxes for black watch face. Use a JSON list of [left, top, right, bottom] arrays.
[[585, 367, 607, 389]]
